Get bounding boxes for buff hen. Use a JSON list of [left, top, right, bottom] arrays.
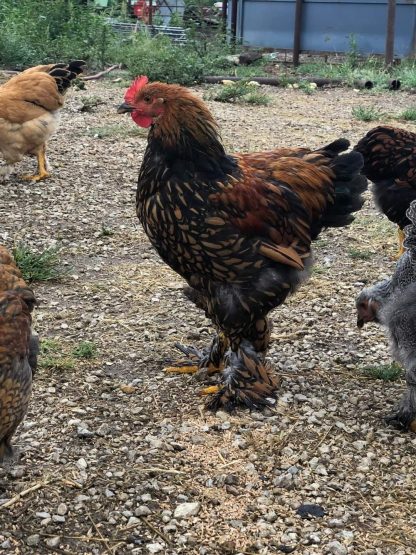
[[0, 60, 85, 182]]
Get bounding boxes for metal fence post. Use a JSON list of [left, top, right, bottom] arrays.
[[385, 0, 396, 66], [293, 0, 303, 67]]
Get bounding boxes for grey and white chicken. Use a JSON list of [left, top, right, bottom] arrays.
[[356, 200, 416, 431]]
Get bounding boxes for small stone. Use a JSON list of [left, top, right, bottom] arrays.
[[127, 516, 140, 527], [135, 505, 152, 516], [46, 537, 61, 548], [296, 503, 325, 519], [35, 512, 51, 519], [52, 515, 66, 523], [57, 503, 68, 516], [76, 458, 88, 469], [147, 542, 164, 553], [173, 502, 201, 519], [1, 540, 11, 549], [9, 467, 25, 479], [26, 535, 40, 547], [120, 384, 136, 394], [327, 540, 348, 555]]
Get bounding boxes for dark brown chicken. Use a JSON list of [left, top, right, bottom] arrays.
[[118, 77, 367, 411], [354, 126, 416, 256], [0, 246, 38, 461]]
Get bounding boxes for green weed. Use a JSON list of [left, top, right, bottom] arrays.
[[361, 363, 402, 382], [72, 341, 97, 359], [352, 105, 384, 122], [13, 244, 66, 283]]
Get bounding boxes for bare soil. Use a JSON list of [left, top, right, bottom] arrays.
[[1, 76, 416, 555]]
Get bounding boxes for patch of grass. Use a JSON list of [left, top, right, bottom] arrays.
[[79, 95, 104, 113], [348, 248, 372, 260], [362, 362, 403, 382], [87, 123, 145, 139], [40, 338, 60, 355], [12, 244, 66, 283], [399, 107, 416, 121], [72, 341, 97, 359], [39, 338, 76, 371], [352, 105, 384, 122], [204, 80, 270, 105], [99, 224, 114, 238], [297, 80, 317, 95], [312, 265, 328, 275]]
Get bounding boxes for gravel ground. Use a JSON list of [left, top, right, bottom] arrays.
[[1, 76, 416, 555]]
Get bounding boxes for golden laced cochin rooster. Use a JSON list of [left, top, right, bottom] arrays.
[[0, 60, 85, 182], [0, 246, 38, 462], [118, 76, 367, 411], [354, 126, 416, 257]]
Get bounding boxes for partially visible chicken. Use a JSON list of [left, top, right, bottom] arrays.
[[354, 126, 416, 256], [356, 200, 416, 432], [0, 246, 38, 461], [118, 77, 367, 411], [0, 60, 85, 182]]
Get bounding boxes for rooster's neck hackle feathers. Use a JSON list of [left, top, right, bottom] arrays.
[[148, 83, 224, 157]]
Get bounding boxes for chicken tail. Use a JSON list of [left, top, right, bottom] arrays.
[[314, 151, 367, 235], [48, 60, 85, 94]]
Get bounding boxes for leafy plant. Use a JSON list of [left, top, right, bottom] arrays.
[[361, 363, 402, 382], [352, 105, 384, 122], [12, 244, 66, 283], [399, 107, 416, 121], [204, 80, 270, 105], [39, 338, 75, 371], [73, 341, 97, 359], [348, 248, 372, 260]]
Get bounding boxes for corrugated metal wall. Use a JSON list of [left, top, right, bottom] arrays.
[[233, 0, 416, 57]]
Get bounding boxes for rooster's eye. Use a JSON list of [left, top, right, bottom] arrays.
[[143, 95, 151, 104]]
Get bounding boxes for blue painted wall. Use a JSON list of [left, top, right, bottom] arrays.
[[232, 0, 416, 57]]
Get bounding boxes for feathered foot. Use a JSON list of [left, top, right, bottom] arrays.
[[205, 341, 280, 412], [21, 145, 50, 182], [385, 378, 416, 432], [164, 334, 227, 376]]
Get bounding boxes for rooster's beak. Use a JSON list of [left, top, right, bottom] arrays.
[[117, 102, 134, 114]]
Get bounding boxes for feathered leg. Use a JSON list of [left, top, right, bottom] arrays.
[[205, 337, 279, 412], [22, 144, 50, 182], [385, 365, 416, 432], [205, 317, 279, 411]]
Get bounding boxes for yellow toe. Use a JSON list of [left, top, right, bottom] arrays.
[[164, 365, 199, 374], [199, 385, 221, 396]]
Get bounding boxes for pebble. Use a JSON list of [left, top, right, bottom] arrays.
[[173, 502, 201, 519], [135, 505, 152, 516], [147, 542, 164, 553], [327, 540, 348, 555], [57, 503, 68, 516], [26, 535, 40, 547], [46, 536, 61, 548]]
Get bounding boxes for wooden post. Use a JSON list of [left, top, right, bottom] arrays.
[[293, 0, 303, 67], [385, 0, 396, 66], [148, 0, 153, 25], [222, 0, 228, 22]]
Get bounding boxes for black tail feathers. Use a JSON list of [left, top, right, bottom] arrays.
[[320, 138, 350, 156], [313, 150, 367, 236], [49, 60, 85, 94]]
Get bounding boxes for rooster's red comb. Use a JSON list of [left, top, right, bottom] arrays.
[[125, 75, 149, 104]]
